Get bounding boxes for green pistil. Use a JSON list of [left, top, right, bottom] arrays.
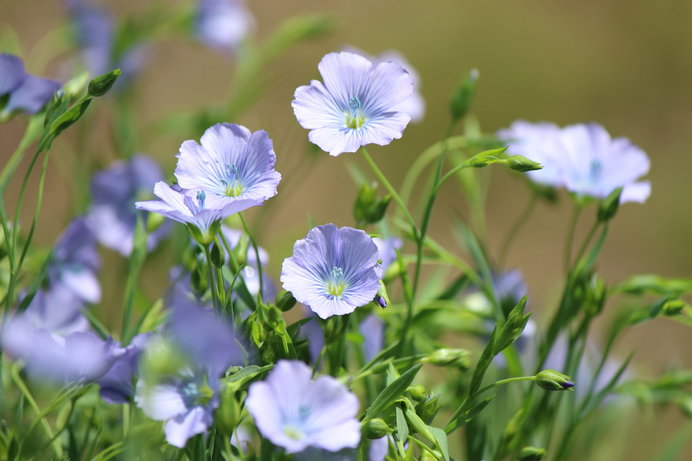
[[283, 425, 305, 441], [222, 164, 245, 197], [194, 382, 214, 406], [345, 96, 366, 129], [326, 267, 347, 297]]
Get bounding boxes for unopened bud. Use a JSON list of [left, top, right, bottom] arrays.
[[535, 369, 574, 391], [276, 291, 297, 312], [210, 242, 225, 267], [87, 69, 122, 97], [597, 187, 623, 222], [374, 280, 390, 308], [354, 182, 391, 225], [362, 418, 390, 439], [406, 385, 427, 401], [146, 211, 165, 233], [517, 446, 546, 461], [450, 68, 479, 121], [506, 155, 542, 172], [425, 348, 471, 369], [662, 299, 686, 317]]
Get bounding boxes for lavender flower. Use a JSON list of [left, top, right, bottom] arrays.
[[359, 314, 384, 362], [196, 0, 254, 53], [246, 360, 361, 453], [292, 51, 414, 156], [135, 182, 261, 243], [65, 0, 147, 82], [344, 47, 425, 122], [98, 334, 149, 404], [175, 123, 281, 205], [0, 53, 60, 117], [136, 295, 243, 447], [87, 155, 169, 255], [281, 224, 382, 319], [499, 121, 651, 203], [372, 236, 403, 272], [22, 284, 89, 336], [48, 218, 101, 304], [2, 317, 116, 384]]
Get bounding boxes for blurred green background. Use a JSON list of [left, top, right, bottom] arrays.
[[2, 0, 691, 458]]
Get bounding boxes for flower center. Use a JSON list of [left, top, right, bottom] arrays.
[[325, 266, 347, 297], [221, 164, 245, 197], [181, 378, 213, 407], [344, 96, 366, 129], [283, 424, 305, 441], [589, 159, 602, 182], [196, 190, 206, 208]]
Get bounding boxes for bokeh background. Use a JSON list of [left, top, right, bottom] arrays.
[[2, 0, 691, 458]]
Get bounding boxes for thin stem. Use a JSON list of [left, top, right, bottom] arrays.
[[203, 244, 221, 313], [575, 220, 600, 263], [239, 213, 264, 303], [498, 193, 538, 266], [359, 147, 417, 231], [563, 205, 582, 274], [476, 376, 537, 396]]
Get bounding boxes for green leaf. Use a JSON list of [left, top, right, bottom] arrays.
[[429, 427, 450, 461], [364, 364, 423, 420], [48, 96, 92, 139], [395, 406, 409, 444], [614, 274, 692, 297], [469, 328, 497, 396], [445, 394, 495, 433], [224, 365, 273, 392]]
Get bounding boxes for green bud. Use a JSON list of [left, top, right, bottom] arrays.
[[146, 211, 165, 233], [353, 182, 391, 225], [535, 369, 575, 391], [597, 187, 623, 222], [276, 290, 297, 312], [662, 299, 686, 316], [191, 266, 208, 296], [416, 393, 441, 424], [425, 348, 471, 369], [233, 235, 251, 268], [584, 275, 607, 316], [374, 280, 390, 308], [210, 242, 225, 268], [362, 418, 391, 439], [506, 155, 542, 172], [87, 69, 122, 96], [406, 385, 427, 401], [517, 446, 546, 460], [450, 68, 479, 121], [216, 386, 241, 432]]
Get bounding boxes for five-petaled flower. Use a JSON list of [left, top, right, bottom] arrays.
[[246, 360, 361, 453], [499, 121, 651, 203], [292, 51, 414, 156], [281, 224, 382, 319]]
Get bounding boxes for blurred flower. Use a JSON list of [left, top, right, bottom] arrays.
[[0, 53, 60, 117], [196, 0, 253, 53], [64, 0, 148, 82], [87, 155, 169, 255], [98, 333, 149, 404], [344, 47, 425, 122], [21, 284, 89, 336], [246, 360, 361, 453], [372, 236, 403, 272], [136, 297, 243, 447], [499, 121, 651, 203], [2, 316, 116, 384], [292, 51, 413, 156], [359, 314, 384, 362], [135, 183, 261, 242], [175, 123, 281, 206], [48, 218, 101, 304], [281, 224, 382, 319], [463, 269, 528, 317]]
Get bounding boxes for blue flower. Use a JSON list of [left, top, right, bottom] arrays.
[[135, 182, 261, 243], [359, 314, 384, 363], [175, 123, 281, 205], [372, 236, 403, 272], [344, 47, 425, 123], [499, 121, 651, 203], [246, 360, 361, 453], [22, 284, 89, 336], [292, 52, 413, 156], [135, 297, 243, 447], [281, 224, 382, 319], [65, 0, 148, 83], [87, 155, 170, 255], [48, 218, 101, 304], [196, 0, 253, 53], [98, 333, 149, 404], [0, 53, 60, 118]]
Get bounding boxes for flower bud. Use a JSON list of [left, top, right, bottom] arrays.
[[597, 187, 623, 222], [406, 385, 427, 401], [416, 393, 441, 423], [191, 266, 208, 296], [362, 418, 390, 439], [374, 280, 390, 309], [535, 369, 575, 391], [276, 290, 297, 312], [450, 68, 478, 121], [425, 348, 471, 369], [518, 446, 546, 460], [506, 155, 542, 172], [146, 210, 165, 233], [662, 299, 686, 317], [87, 69, 122, 97], [210, 242, 225, 268], [354, 182, 391, 225]]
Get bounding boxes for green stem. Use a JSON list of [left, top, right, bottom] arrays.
[[476, 376, 537, 396], [563, 205, 582, 274], [574, 220, 600, 263], [203, 244, 221, 313], [360, 147, 417, 231], [239, 213, 264, 303]]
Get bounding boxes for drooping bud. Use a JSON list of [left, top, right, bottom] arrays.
[[354, 182, 391, 225], [424, 348, 471, 369], [276, 291, 297, 312], [597, 187, 623, 222], [535, 369, 575, 391], [374, 280, 390, 309], [450, 68, 479, 122]]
